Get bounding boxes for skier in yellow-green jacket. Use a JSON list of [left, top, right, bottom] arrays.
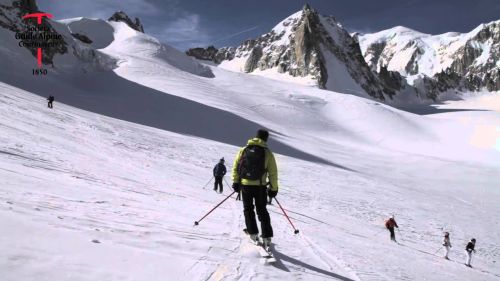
[[232, 129, 278, 247]]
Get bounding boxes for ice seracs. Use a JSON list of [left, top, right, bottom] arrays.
[[358, 20, 500, 95]]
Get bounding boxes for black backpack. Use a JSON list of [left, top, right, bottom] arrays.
[[237, 145, 266, 182]]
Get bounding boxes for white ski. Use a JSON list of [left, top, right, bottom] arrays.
[[243, 229, 276, 264]]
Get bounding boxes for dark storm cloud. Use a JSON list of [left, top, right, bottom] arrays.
[[38, 0, 500, 51]]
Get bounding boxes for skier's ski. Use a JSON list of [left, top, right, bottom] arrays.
[[243, 229, 276, 264]]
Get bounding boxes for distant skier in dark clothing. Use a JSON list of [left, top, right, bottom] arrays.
[[443, 232, 452, 259], [47, 95, 55, 108], [213, 158, 226, 193], [232, 129, 279, 248], [385, 216, 399, 242], [465, 238, 476, 267]]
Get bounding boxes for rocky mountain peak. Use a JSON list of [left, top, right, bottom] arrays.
[[108, 11, 144, 33], [14, 0, 38, 13], [302, 3, 313, 13], [186, 6, 411, 101]]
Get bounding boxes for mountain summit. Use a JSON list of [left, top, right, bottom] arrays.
[[358, 21, 500, 94], [108, 11, 145, 33], [187, 5, 499, 101], [187, 4, 413, 101]]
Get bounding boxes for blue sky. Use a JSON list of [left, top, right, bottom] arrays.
[[38, 0, 500, 51]]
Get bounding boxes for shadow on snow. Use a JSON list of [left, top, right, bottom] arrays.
[[271, 245, 355, 281], [2, 69, 354, 171]]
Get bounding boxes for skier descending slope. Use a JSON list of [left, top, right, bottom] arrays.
[[47, 95, 55, 108], [385, 215, 399, 242], [443, 232, 452, 260], [465, 238, 476, 267], [213, 158, 227, 193], [232, 129, 279, 250]]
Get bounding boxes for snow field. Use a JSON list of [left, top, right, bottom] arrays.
[[0, 14, 499, 281]]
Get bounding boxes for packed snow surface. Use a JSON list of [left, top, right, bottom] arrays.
[[1, 16, 499, 281]]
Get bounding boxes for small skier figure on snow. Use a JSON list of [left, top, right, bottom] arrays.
[[385, 215, 399, 242], [213, 158, 227, 193], [465, 238, 476, 267], [47, 95, 55, 108], [443, 232, 452, 259]]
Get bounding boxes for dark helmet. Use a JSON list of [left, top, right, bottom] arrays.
[[471, 238, 476, 242], [444, 232, 449, 236], [220, 157, 225, 162], [256, 129, 269, 142]]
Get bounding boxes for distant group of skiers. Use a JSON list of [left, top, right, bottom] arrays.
[[207, 128, 479, 267], [385, 216, 477, 267]]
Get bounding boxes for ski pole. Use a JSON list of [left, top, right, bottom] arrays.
[[274, 197, 299, 234], [202, 176, 214, 189], [194, 191, 236, 226], [223, 178, 232, 192], [433, 246, 443, 255], [397, 228, 404, 242], [223, 178, 240, 200]]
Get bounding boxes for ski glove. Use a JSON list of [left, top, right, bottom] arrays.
[[268, 189, 278, 198], [232, 183, 241, 193]]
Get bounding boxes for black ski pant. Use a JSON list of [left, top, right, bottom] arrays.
[[242, 185, 273, 238], [48, 101, 53, 108], [388, 227, 396, 241], [213, 176, 223, 192]]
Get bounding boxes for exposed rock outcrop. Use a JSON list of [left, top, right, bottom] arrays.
[[71, 33, 93, 44], [185, 46, 219, 61], [108, 11, 144, 33]]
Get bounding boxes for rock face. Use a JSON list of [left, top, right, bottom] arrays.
[[71, 33, 93, 44], [0, 0, 68, 65], [186, 46, 235, 64], [108, 11, 144, 33], [17, 0, 38, 12], [186, 46, 218, 61], [187, 4, 416, 101], [358, 22, 500, 93]]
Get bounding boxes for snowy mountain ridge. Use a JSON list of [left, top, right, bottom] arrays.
[[357, 19, 500, 95], [187, 4, 418, 103], [188, 5, 499, 102]]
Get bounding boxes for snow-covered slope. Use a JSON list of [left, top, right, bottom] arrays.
[[92, 19, 498, 164], [358, 20, 500, 95], [1, 76, 500, 281], [1, 2, 500, 280]]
